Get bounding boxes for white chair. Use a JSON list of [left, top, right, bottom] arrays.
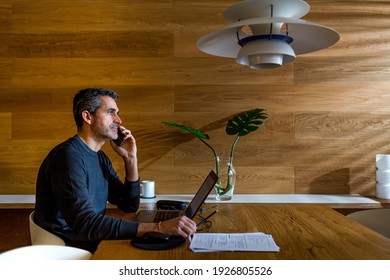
[[29, 211, 65, 246], [0, 245, 91, 260], [347, 209, 390, 238]]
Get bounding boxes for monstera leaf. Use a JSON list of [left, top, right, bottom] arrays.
[[161, 121, 209, 139], [226, 108, 268, 137], [226, 108, 269, 167], [161, 121, 217, 161]]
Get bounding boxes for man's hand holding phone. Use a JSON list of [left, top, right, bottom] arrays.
[[113, 127, 125, 146], [111, 125, 139, 182], [111, 126, 137, 158]]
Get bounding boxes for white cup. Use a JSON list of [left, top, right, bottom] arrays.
[[376, 154, 390, 170], [141, 180, 155, 199], [376, 170, 390, 184], [376, 182, 390, 199]]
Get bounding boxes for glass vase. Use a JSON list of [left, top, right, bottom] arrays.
[[214, 156, 236, 201]]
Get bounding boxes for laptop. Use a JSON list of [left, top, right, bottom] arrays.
[[135, 170, 218, 222]]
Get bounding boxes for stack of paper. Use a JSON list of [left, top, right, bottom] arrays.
[[189, 232, 280, 253]]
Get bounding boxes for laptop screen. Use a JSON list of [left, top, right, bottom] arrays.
[[184, 170, 218, 218]]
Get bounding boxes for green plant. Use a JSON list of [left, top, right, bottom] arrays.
[[162, 108, 269, 194]]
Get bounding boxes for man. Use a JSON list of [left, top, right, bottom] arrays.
[[34, 88, 196, 253]]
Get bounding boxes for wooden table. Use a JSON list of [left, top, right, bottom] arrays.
[[92, 204, 390, 260]]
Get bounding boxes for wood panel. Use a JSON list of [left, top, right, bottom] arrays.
[[0, 0, 390, 197], [0, 113, 11, 140], [11, 1, 177, 32], [0, 31, 174, 58], [295, 56, 390, 84], [295, 112, 390, 140], [288, 83, 390, 112], [10, 57, 293, 87], [0, 1, 11, 32], [0, 86, 173, 112], [0, 167, 38, 194], [0, 59, 11, 82]]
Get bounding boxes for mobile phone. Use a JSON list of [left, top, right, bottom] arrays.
[[113, 127, 125, 146]]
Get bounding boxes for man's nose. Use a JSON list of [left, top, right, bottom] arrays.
[[115, 114, 122, 124]]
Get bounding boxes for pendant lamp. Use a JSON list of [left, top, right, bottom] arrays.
[[196, 0, 340, 69]]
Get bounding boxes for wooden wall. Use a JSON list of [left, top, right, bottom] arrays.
[[1, 0, 390, 196]]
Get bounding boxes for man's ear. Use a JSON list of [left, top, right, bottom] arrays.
[[81, 110, 93, 125]]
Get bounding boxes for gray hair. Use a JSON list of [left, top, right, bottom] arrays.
[[73, 88, 119, 129]]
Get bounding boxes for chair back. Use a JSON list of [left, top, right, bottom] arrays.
[[29, 211, 65, 246], [347, 209, 390, 238]]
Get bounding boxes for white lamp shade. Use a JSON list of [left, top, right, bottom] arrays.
[[196, 17, 340, 58], [224, 0, 310, 21], [236, 38, 296, 69], [196, 0, 340, 69]]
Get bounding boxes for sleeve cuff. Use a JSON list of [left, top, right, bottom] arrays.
[[124, 177, 141, 197]]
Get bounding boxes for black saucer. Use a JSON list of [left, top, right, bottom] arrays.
[[131, 236, 186, 250]]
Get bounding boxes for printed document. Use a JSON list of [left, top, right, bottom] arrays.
[[189, 232, 280, 252]]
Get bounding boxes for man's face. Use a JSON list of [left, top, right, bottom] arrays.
[[90, 95, 122, 142]]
